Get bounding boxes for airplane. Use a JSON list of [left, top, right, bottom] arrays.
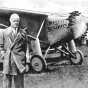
[[0, 8, 87, 73]]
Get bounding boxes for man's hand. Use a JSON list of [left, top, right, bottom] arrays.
[[25, 64, 30, 73], [21, 64, 30, 74]]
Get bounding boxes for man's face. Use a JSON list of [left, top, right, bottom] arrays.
[[10, 18, 20, 28]]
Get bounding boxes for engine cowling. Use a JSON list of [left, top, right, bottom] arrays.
[[46, 15, 71, 44]]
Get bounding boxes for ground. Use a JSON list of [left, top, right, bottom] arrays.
[[0, 45, 88, 88], [25, 65, 88, 88]]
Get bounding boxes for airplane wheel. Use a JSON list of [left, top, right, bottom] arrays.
[[30, 55, 46, 73], [70, 50, 83, 65]]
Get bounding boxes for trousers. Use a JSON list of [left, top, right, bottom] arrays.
[[3, 74, 24, 88]]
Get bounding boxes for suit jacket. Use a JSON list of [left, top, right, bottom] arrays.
[[0, 27, 27, 75]]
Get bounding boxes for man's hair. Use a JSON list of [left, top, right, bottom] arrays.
[[10, 13, 20, 22]]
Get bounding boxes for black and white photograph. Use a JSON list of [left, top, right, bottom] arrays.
[[0, 0, 88, 88]]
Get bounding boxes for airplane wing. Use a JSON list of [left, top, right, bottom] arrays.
[[0, 8, 48, 38]]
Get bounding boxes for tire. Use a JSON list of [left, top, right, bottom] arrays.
[[30, 55, 46, 73], [70, 50, 83, 65]]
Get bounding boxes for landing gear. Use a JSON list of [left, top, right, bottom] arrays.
[[70, 50, 83, 65], [30, 55, 46, 73]]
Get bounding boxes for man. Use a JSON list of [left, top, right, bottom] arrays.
[[0, 13, 28, 88]]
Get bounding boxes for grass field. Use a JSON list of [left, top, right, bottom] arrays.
[[0, 45, 88, 88]]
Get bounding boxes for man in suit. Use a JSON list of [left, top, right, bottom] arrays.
[[0, 13, 28, 88]]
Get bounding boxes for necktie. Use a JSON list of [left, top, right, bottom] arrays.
[[12, 28, 17, 39]]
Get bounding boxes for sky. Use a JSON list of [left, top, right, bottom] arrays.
[[0, 0, 88, 16]]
